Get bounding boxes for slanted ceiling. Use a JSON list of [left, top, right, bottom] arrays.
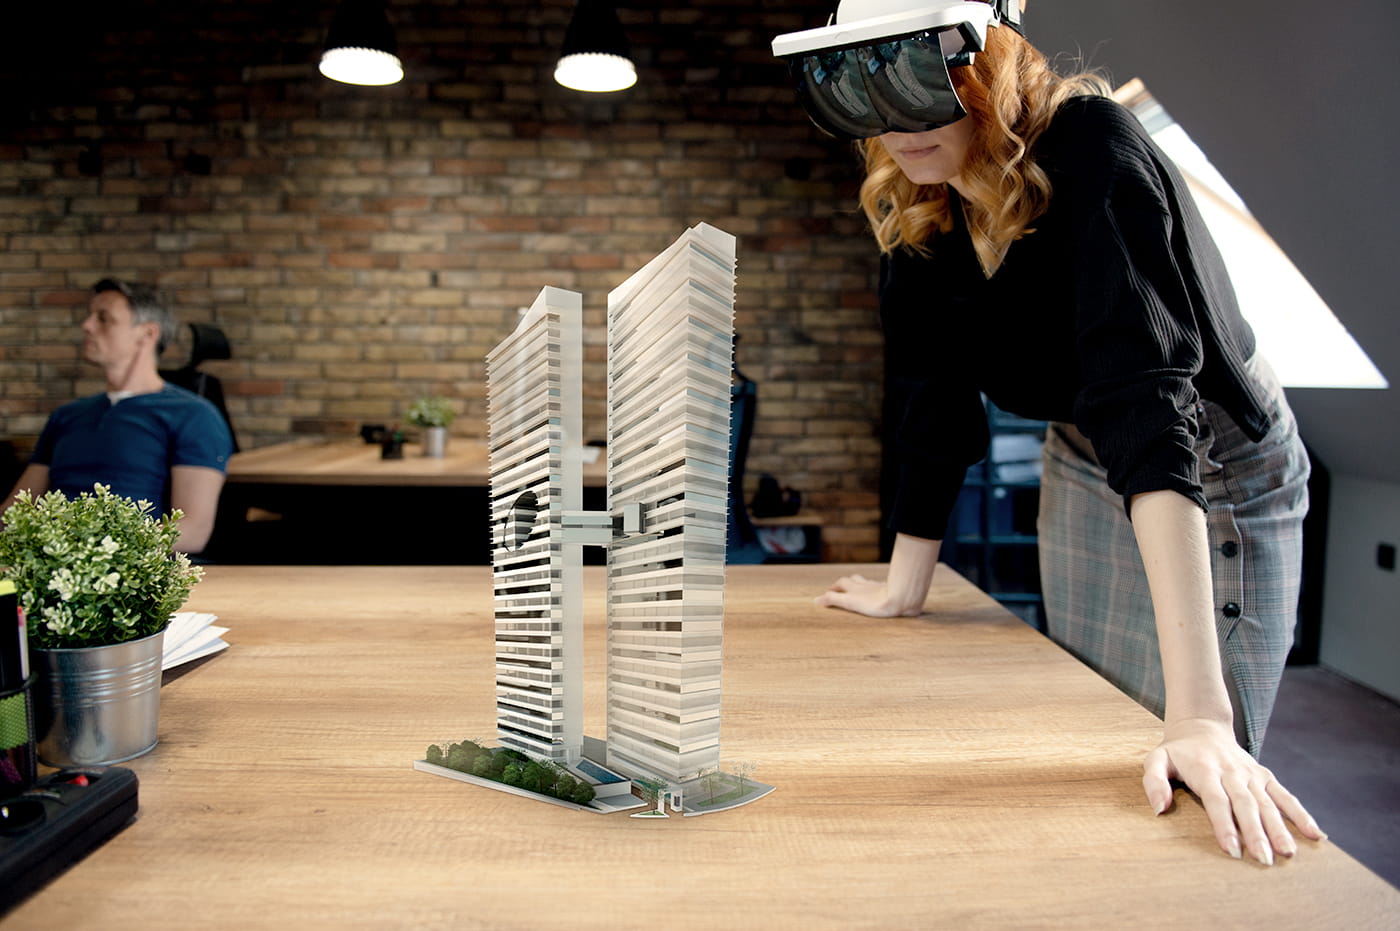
[[1033, 0, 1399, 484]]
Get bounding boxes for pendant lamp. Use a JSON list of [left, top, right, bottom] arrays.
[[554, 0, 636, 93], [320, 0, 404, 86]]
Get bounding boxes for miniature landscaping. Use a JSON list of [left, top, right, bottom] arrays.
[[684, 766, 766, 811], [417, 738, 777, 817], [424, 739, 596, 806]]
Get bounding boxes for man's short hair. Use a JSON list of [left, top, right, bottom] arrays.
[[92, 278, 177, 353]]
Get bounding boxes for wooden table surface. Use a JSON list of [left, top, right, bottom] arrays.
[[8, 564, 1396, 929], [225, 437, 606, 487]]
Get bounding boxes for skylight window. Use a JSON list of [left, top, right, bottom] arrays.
[[1115, 79, 1387, 389]]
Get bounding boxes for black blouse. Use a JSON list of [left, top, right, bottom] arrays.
[[880, 95, 1271, 540]]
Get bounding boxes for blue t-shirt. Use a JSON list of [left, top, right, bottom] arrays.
[[31, 383, 233, 512]]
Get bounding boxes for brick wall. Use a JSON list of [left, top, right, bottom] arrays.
[[0, 0, 886, 562]]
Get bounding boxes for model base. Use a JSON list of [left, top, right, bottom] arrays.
[[415, 736, 775, 817]]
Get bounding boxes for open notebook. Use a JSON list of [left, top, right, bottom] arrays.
[[162, 612, 229, 671]]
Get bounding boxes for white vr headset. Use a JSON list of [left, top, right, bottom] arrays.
[[771, 0, 1023, 140]]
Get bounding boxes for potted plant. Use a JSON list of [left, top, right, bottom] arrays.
[[404, 395, 456, 458], [0, 484, 202, 765]]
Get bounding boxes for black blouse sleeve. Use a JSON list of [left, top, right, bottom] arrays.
[[1055, 98, 1210, 514], [879, 251, 990, 540]]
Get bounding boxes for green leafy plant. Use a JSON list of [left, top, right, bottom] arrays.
[[404, 395, 456, 429], [425, 738, 598, 805], [0, 484, 202, 649]]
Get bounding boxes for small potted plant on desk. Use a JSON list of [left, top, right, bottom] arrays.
[[0, 484, 201, 765], [405, 395, 456, 458]]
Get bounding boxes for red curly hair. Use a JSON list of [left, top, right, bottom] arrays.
[[856, 11, 1108, 276]]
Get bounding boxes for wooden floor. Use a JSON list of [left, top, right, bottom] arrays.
[[1263, 665, 1400, 889]]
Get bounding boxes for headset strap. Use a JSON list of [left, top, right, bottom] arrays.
[[992, 0, 1024, 36]]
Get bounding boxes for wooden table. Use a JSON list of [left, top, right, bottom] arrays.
[[8, 565, 1397, 928], [215, 439, 605, 564], [225, 437, 607, 487]]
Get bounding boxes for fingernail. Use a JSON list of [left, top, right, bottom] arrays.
[[1226, 836, 1242, 859], [1256, 846, 1274, 867]]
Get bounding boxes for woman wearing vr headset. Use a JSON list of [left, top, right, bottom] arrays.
[[774, 1, 1323, 865]]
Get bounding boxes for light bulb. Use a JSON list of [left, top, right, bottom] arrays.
[[554, 53, 637, 93], [319, 47, 404, 86]]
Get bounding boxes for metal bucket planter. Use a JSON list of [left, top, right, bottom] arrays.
[[33, 629, 165, 766], [423, 425, 448, 458]]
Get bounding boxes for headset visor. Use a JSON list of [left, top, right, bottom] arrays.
[[783, 26, 975, 141]]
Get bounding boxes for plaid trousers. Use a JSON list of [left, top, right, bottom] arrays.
[[1037, 356, 1309, 756]]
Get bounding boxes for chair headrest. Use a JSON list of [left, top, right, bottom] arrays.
[[187, 322, 232, 366]]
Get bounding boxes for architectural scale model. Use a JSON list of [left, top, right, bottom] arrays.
[[414, 224, 774, 816]]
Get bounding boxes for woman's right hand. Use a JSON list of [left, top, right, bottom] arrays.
[[814, 533, 943, 618], [816, 574, 923, 617]]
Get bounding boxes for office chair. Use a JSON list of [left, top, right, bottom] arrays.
[[160, 322, 238, 452], [726, 347, 766, 565]]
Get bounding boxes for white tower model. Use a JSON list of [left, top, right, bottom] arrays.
[[485, 286, 586, 765], [426, 224, 771, 814], [602, 224, 736, 784]]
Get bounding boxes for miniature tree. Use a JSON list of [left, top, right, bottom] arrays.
[[636, 776, 668, 812], [541, 762, 571, 798], [733, 761, 756, 793], [520, 761, 545, 793], [700, 767, 722, 803], [553, 773, 579, 801], [471, 751, 502, 780], [443, 738, 491, 774]]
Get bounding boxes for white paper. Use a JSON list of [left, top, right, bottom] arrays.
[[162, 611, 230, 671]]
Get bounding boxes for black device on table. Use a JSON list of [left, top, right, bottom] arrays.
[[0, 574, 143, 914], [0, 766, 140, 914]]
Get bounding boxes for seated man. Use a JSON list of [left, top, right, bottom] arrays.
[[2, 279, 234, 553]]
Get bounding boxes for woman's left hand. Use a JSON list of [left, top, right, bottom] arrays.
[[1142, 717, 1326, 864]]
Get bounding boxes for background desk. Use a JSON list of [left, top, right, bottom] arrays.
[[8, 565, 1396, 929], [213, 439, 606, 564]]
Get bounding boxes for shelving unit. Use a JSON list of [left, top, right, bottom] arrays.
[[941, 400, 1048, 630], [750, 515, 823, 563]]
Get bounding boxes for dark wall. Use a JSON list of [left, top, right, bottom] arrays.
[[1032, 0, 1399, 484]]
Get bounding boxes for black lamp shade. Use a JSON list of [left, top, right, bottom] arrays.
[[560, 0, 630, 60], [320, 0, 403, 85], [325, 0, 398, 56], [555, 0, 636, 92]]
